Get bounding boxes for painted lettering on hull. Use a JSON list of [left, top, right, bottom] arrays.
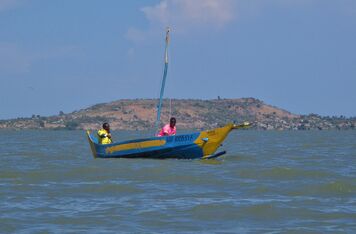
[[174, 134, 194, 142]]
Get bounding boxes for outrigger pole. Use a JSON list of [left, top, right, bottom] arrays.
[[155, 27, 170, 134]]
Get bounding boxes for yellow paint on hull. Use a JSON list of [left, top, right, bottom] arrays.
[[105, 139, 166, 154], [194, 123, 235, 156]]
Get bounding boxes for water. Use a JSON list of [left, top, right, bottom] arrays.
[[1, 130, 355, 233]]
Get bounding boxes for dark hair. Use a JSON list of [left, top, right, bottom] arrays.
[[103, 123, 110, 129], [170, 117, 176, 123]]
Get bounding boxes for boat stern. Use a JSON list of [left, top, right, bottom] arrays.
[[86, 130, 98, 158]]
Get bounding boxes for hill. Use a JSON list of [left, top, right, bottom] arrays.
[[0, 98, 355, 130]]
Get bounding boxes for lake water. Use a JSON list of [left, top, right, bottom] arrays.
[[1, 130, 355, 233]]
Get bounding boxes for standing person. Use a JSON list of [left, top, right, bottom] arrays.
[[97, 123, 112, 144], [157, 117, 176, 137]]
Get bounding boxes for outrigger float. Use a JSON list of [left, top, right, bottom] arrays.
[[86, 28, 250, 159]]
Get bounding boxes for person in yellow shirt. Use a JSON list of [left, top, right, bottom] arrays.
[[97, 123, 112, 144]]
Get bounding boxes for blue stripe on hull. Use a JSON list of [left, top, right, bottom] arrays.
[[97, 144, 203, 159], [89, 132, 204, 159]]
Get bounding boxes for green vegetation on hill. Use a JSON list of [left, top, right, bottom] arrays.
[[0, 98, 355, 130]]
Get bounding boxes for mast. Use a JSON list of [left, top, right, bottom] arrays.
[[169, 98, 172, 119], [155, 27, 170, 133]]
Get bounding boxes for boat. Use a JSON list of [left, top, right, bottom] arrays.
[[87, 122, 250, 159], [86, 28, 250, 159]]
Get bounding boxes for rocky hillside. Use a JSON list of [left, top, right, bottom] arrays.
[[0, 98, 355, 130]]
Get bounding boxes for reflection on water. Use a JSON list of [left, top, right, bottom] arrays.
[[0, 130, 356, 233], [199, 159, 223, 165]]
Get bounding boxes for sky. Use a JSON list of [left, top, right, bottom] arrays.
[[0, 0, 355, 119]]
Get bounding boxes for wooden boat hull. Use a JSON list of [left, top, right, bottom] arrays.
[[86, 123, 245, 159]]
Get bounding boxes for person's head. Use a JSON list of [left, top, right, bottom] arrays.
[[169, 117, 176, 128], [103, 123, 110, 132]]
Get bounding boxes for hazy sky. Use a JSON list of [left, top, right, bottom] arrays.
[[1, 0, 355, 119]]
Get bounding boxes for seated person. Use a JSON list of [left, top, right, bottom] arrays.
[[97, 123, 112, 144], [157, 117, 176, 137]]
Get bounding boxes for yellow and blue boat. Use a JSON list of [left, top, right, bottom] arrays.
[[86, 28, 250, 159], [87, 122, 250, 159]]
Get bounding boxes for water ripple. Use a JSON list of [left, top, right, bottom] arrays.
[[1, 130, 356, 233]]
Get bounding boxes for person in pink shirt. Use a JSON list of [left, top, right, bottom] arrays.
[[157, 117, 177, 137]]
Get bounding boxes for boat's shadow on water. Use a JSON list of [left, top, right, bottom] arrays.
[[103, 156, 225, 165], [198, 158, 223, 165], [198, 153, 248, 165]]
